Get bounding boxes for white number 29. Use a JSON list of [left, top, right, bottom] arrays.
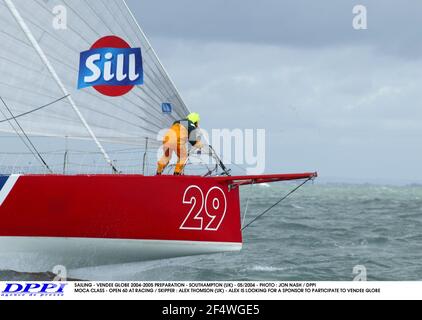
[[180, 185, 227, 231]]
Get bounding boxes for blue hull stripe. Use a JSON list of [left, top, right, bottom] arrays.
[[0, 175, 9, 191]]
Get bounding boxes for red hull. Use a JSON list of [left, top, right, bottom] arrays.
[[0, 173, 315, 268], [0, 175, 242, 243]]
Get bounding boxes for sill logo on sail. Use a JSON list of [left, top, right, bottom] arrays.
[[78, 35, 143, 97]]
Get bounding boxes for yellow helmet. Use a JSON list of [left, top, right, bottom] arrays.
[[187, 112, 200, 124]]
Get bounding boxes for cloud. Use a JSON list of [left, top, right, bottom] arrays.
[[128, 0, 422, 59], [124, 1, 422, 183], [148, 37, 422, 182]]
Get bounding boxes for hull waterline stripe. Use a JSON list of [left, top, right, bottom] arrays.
[[0, 237, 243, 268], [0, 174, 20, 206]]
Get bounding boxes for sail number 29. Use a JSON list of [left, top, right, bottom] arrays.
[[180, 185, 227, 231]]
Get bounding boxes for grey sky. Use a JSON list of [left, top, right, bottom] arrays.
[[127, 0, 422, 183]]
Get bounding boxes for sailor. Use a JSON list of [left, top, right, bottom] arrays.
[[156, 112, 203, 175]]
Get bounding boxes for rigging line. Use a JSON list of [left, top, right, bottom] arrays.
[[141, 46, 186, 111], [49, 2, 176, 111], [5, 0, 117, 173], [2, 5, 80, 70], [73, 102, 160, 134], [241, 181, 254, 228], [142, 65, 175, 102], [0, 109, 121, 141], [1, 33, 165, 131], [0, 112, 35, 163], [0, 96, 53, 173], [208, 145, 231, 176], [133, 82, 165, 109], [70, 0, 181, 106], [119, 33, 186, 111], [143, 48, 189, 111], [241, 177, 314, 231], [141, 78, 187, 122], [61, 0, 101, 43], [91, 0, 176, 101], [65, 2, 166, 104], [129, 90, 170, 126], [121, 34, 178, 100], [0, 77, 69, 104], [0, 95, 69, 123], [143, 52, 185, 106], [0, 103, 86, 126], [0, 100, 158, 137], [108, 1, 179, 102], [84, 0, 177, 109], [143, 57, 178, 98], [1, 15, 169, 125], [122, 0, 190, 112], [0, 82, 75, 120], [81, 88, 165, 132], [0, 28, 30, 48], [0, 83, 159, 137], [5, 4, 180, 129]]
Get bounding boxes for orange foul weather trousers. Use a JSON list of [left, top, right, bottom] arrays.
[[157, 123, 188, 175]]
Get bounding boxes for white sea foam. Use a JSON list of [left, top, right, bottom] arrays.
[[249, 265, 285, 272]]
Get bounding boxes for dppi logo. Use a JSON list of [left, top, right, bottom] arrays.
[[78, 35, 143, 97], [1, 283, 67, 296]]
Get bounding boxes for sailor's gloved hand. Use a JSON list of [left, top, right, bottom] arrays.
[[197, 149, 202, 155]]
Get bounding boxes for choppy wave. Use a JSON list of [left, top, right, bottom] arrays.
[[248, 265, 286, 272]]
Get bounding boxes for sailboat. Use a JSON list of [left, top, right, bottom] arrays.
[[0, 0, 316, 269]]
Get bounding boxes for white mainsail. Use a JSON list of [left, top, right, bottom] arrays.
[[0, 0, 190, 173]]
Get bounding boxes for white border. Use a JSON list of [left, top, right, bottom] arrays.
[[0, 174, 20, 206]]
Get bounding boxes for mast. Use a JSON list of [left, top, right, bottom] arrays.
[[4, 0, 118, 173]]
